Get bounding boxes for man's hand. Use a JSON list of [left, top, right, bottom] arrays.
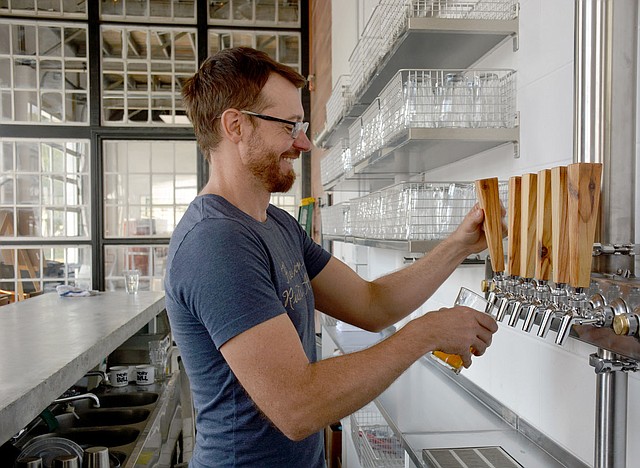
[[448, 203, 507, 256], [414, 305, 499, 368]]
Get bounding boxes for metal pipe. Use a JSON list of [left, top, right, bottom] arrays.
[[594, 349, 628, 468], [574, 0, 637, 274], [574, 1, 638, 467]]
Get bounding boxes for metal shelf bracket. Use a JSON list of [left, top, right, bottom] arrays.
[[589, 353, 639, 374]]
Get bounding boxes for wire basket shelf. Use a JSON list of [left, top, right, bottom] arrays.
[[349, 68, 517, 167], [320, 139, 353, 187], [349, 0, 519, 98], [322, 180, 508, 241], [325, 74, 355, 134], [350, 403, 405, 468], [321, 202, 352, 237]]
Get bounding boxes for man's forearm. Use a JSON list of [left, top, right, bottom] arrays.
[[367, 236, 471, 328], [277, 318, 431, 440]]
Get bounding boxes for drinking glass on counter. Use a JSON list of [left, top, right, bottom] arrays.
[[149, 339, 167, 381], [123, 269, 140, 294]]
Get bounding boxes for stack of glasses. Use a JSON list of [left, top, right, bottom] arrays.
[[321, 181, 508, 241]]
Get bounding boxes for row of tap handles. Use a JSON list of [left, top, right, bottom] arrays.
[[474, 163, 639, 346]]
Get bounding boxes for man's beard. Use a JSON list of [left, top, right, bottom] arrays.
[[246, 135, 297, 193]]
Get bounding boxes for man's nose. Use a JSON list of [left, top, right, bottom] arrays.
[[293, 129, 312, 152]]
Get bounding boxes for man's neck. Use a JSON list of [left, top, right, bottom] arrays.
[[200, 174, 271, 222]]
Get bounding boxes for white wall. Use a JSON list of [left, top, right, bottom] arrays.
[[329, 0, 640, 465]]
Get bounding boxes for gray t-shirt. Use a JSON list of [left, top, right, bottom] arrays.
[[165, 194, 331, 467]]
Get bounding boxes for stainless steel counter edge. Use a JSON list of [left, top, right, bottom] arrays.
[[323, 324, 590, 468], [122, 372, 180, 468], [0, 291, 166, 444]]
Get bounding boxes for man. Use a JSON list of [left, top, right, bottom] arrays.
[[165, 47, 498, 467]]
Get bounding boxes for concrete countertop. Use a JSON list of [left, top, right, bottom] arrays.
[[324, 324, 589, 468], [0, 291, 165, 444]]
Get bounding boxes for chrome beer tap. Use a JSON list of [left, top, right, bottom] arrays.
[[537, 283, 570, 337], [523, 282, 552, 332], [554, 290, 627, 345], [552, 162, 604, 345]]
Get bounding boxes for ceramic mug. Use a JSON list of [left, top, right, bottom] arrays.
[[108, 366, 129, 387], [136, 364, 155, 385]]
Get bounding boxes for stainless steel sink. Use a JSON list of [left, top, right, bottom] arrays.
[[55, 427, 141, 448], [96, 392, 159, 408], [55, 408, 150, 429], [9, 380, 180, 468], [26, 426, 140, 451]]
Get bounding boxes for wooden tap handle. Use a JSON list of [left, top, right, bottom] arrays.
[[475, 177, 504, 274], [507, 176, 521, 277], [568, 162, 602, 288], [520, 173, 538, 279], [551, 166, 570, 284], [535, 169, 552, 281]]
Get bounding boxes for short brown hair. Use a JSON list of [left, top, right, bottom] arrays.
[[182, 47, 307, 157]]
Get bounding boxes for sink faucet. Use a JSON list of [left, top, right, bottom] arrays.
[[84, 370, 109, 387], [54, 392, 101, 408]]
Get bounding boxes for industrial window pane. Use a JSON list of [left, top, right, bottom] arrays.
[[100, 0, 196, 24], [40, 59, 62, 89], [101, 25, 196, 126], [1, 19, 88, 124], [0, 245, 91, 298], [0, 24, 8, 55], [256, 0, 275, 22], [13, 24, 37, 55], [39, 24, 61, 56], [104, 244, 168, 292], [210, 1, 230, 20], [0, 138, 90, 240], [126, 0, 147, 17], [0, 0, 86, 18], [208, 29, 301, 67], [278, 0, 299, 23], [279, 34, 299, 65], [103, 140, 198, 239], [0, 91, 12, 120], [209, 0, 299, 26]]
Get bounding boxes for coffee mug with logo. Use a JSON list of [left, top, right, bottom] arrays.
[[109, 366, 129, 387], [136, 364, 155, 385]]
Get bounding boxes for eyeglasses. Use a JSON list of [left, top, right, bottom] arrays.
[[241, 110, 309, 139]]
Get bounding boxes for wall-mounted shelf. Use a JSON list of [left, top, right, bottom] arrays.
[[323, 127, 519, 192], [315, 17, 519, 149], [324, 235, 488, 264], [355, 18, 519, 104], [325, 235, 439, 253]]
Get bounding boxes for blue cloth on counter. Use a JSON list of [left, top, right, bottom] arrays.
[[165, 194, 331, 468], [56, 285, 99, 297]]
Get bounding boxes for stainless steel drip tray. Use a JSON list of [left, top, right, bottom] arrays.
[[422, 446, 523, 468], [406, 429, 571, 468]]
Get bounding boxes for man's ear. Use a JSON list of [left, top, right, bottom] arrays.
[[219, 108, 243, 143]]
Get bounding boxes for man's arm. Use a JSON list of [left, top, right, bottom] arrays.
[[220, 203, 499, 441], [220, 302, 497, 441], [313, 205, 489, 332]]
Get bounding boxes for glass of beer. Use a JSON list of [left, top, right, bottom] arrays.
[[429, 287, 497, 373]]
